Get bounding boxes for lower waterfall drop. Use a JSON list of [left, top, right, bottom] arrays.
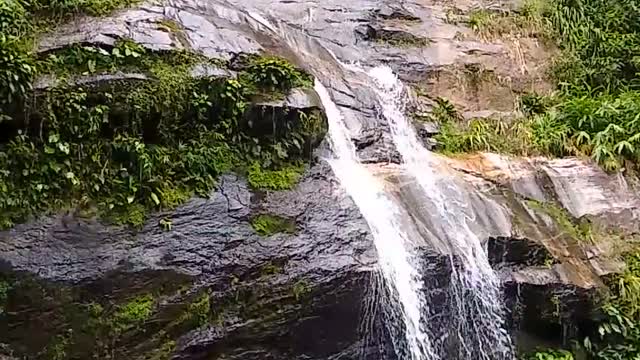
[[367, 66, 515, 360]]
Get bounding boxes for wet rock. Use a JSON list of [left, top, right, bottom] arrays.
[[373, 4, 421, 21], [253, 87, 322, 110], [504, 280, 602, 351], [374, 154, 633, 352], [0, 163, 380, 359], [488, 236, 553, 269], [245, 87, 326, 144], [354, 24, 430, 47], [414, 121, 440, 150], [190, 64, 236, 79], [33, 72, 150, 91], [353, 128, 383, 150]]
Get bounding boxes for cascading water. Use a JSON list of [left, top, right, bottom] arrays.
[[247, 9, 513, 359], [367, 66, 515, 360], [314, 80, 437, 360]]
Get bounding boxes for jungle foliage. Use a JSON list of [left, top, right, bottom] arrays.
[[0, 0, 321, 228], [436, 0, 640, 172]]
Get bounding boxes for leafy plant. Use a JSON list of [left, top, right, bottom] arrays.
[[525, 349, 574, 360], [247, 162, 304, 191], [0, 26, 320, 228], [110, 294, 154, 335], [583, 253, 640, 360], [246, 56, 312, 92]]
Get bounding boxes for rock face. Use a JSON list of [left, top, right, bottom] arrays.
[[372, 152, 636, 351], [0, 165, 381, 359], [1, 0, 636, 359]]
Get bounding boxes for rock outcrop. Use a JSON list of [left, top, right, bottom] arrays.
[[372, 152, 636, 351], [0, 165, 381, 359], [0, 0, 636, 358]]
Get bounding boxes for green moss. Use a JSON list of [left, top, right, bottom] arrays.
[[526, 200, 594, 243], [186, 293, 210, 327], [157, 19, 182, 33], [376, 36, 430, 48], [110, 294, 154, 334], [292, 280, 310, 301], [45, 333, 72, 360], [250, 214, 297, 236], [260, 262, 284, 277], [247, 162, 304, 191]]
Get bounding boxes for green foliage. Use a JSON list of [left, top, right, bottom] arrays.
[[0, 35, 34, 107], [246, 56, 312, 92], [46, 332, 72, 360], [0, 0, 138, 116], [583, 253, 640, 360], [548, 0, 640, 91], [292, 280, 310, 301], [146, 340, 176, 360], [542, 0, 640, 171], [524, 349, 574, 360], [190, 293, 210, 326], [174, 292, 211, 328], [526, 199, 594, 243], [0, 35, 318, 228], [467, 1, 549, 40], [250, 214, 297, 236], [19, 0, 138, 17], [448, 0, 640, 173], [520, 92, 554, 116], [0, 0, 321, 230], [247, 162, 304, 191], [110, 294, 154, 334], [0, 280, 9, 314]]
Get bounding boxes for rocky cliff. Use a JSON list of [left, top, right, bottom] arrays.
[[0, 0, 636, 359]]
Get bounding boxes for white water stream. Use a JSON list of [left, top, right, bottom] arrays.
[[252, 8, 513, 357], [314, 80, 437, 360], [315, 66, 514, 360], [367, 66, 515, 360]]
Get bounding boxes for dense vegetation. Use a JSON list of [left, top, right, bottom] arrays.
[[521, 253, 640, 360], [436, 1, 640, 359], [435, 0, 640, 172], [0, 0, 323, 228]]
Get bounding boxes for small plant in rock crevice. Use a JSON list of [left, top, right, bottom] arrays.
[[250, 214, 297, 236]]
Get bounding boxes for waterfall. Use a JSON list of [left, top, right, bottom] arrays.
[[367, 66, 515, 360], [251, 6, 514, 357], [314, 80, 438, 360]]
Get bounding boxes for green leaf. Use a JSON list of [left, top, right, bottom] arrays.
[[150, 192, 160, 205]]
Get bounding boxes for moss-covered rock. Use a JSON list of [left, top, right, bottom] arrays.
[[0, 38, 326, 229], [250, 214, 297, 236]]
